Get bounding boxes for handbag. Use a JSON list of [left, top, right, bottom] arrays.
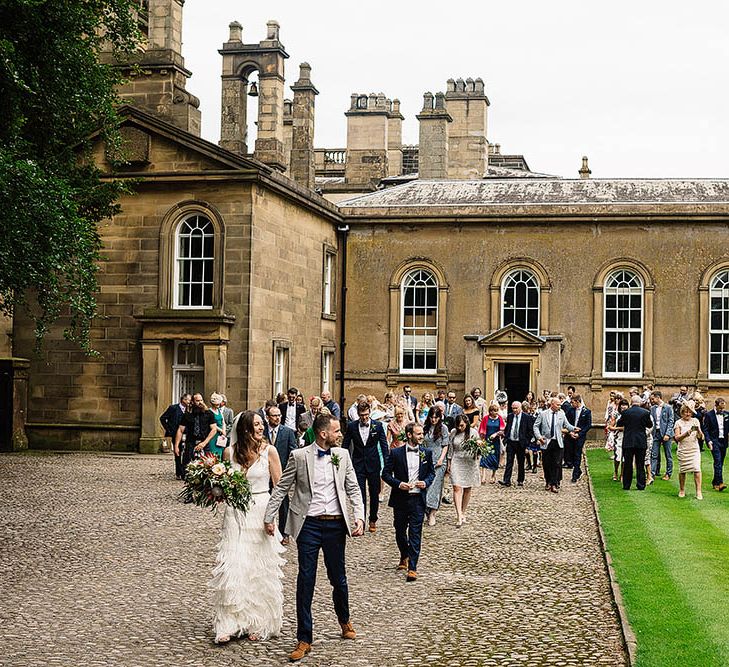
[[216, 435, 228, 449]]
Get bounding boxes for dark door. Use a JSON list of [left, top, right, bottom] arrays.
[[0, 361, 12, 451], [502, 363, 531, 405]]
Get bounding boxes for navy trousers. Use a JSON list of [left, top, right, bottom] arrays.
[[710, 440, 727, 486], [572, 439, 586, 481], [356, 469, 381, 523], [393, 495, 425, 571], [296, 517, 349, 644]]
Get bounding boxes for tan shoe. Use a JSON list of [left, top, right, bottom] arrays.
[[661, 474, 671, 481], [396, 557, 409, 571], [406, 569, 418, 582], [289, 641, 312, 661], [368, 521, 377, 533], [340, 621, 356, 640]]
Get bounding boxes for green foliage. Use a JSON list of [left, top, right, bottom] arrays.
[[0, 0, 142, 351], [587, 448, 729, 667]]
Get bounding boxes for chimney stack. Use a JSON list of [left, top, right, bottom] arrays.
[[344, 92, 391, 187], [387, 99, 404, 177], [289, 62, 319, 189], [579, 156, 592, 179], [445, 76, 489, 179], [417, 92, 452, 179]]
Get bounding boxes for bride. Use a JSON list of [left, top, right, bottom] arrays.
[[209, 410, 286, 643]]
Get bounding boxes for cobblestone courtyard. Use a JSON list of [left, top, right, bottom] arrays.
[[1, 452, 627, 666]]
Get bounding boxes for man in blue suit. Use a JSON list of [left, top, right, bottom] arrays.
[[704, 397, 728, 491], [264, 405, 299, 543], [649, 390, 675, 480], [343, 400, 389, 533], [443, 390, 463, 430], [566, 394, 592, 483], [159, 393, 191, 479], [382, 422, 435, 581]]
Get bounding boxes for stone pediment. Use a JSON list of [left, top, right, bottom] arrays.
[[479, 324, 545, 348], [86, 105, 267, 175]]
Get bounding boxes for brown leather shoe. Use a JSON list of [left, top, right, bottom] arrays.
[[289, 641, 311, 661], [396, 557, 409, 571], [662, 474, 671, 481], [340, 621, 356, 639], [368, 521, 377, 533], [406, 569, 418, 582], [718, 483, 727, 492]]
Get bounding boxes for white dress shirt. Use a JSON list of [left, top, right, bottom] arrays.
[[284, 403, 297, 430], [405, 447, 421, 494], [717, 410, 725, 439], [307, 446, 342, 517], [358, 421, 371, 445]]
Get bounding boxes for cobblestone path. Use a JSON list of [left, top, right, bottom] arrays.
[[1, 452, 627, 666]]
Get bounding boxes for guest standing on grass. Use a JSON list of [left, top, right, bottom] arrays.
[[616, 395, 653, 491], [447, 414, 480, 526], [674, 401, 705, 500], [704, 397, 728, 491], [423, 406, 449, 526], [649, 390, 675, 481]]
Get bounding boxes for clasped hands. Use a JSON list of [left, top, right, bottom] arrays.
[[399, 480, 426, 491]]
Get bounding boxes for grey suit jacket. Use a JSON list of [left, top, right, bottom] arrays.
[[264, 444, 365, 539], [533, 409, 576, 448]]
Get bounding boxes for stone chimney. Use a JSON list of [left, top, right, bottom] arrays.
[[289, 63, 319, 189], [417, 92, 452, 179], [344, 93, 391, 187], [579, 156, 592, 179], [104, 0, 201, 135], [387, 99, 404, 177], [218, 20, 289, 170], [445, 77, 489, 179], [282, 98, 293, 173]]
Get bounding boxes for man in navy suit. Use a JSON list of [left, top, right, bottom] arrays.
[[382, 422, 435, 581], [617, 396, 653, 490], [264, 404, 299, 542], [499, 401, 535, 487], [159, 393, 191, 479], [343, 401, 389, 533], [566, 394, 592, 483], [704, 397, 728, 491], [279, 387, 306, 432]]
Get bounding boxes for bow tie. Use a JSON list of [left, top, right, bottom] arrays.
[[407, 446, 419, 453], [317, 449, 332, 458]]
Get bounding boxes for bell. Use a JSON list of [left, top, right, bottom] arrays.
[[248, 82, 259, 97]]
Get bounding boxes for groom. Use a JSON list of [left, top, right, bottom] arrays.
[[264, 413, 364, 662]]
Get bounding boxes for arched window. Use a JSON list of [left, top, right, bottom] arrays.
[[502, 269, 540, 334], [174, 215, 214, 308], [604, 269, 643, 375], [401, 269, 438, 373], [709, 270, 729, 377]]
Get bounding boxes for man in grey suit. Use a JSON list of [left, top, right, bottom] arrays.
[[264, 414, 364, 662], [649, 390, 675, 480], [264, 405, 298, 543], [533, 397, 579, 493], [443, 390, 463, 429]]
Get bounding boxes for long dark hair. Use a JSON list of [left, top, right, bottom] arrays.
[[424, 405, 444, 440], [233, 410, 263, 468], [453, 413, 470, 434]]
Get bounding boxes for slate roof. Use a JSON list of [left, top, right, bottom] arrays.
[[338, 178, 729, 209]]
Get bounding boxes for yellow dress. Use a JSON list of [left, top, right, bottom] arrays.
[[675, 418, 701, 474]]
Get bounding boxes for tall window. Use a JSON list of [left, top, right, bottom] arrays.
[[401, 269, 438, 373], [322, 249, 334, 316], [710, 270, 729, 377], [175, 215, 214, 308], [273, 344, 289, 398], [604, 269, 643, 376], [322, 350, 335, 394], [502, 269, 540, 334], [173, 342, 204, 399]]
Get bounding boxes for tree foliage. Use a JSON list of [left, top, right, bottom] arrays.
[[0, 0, 142, 351]]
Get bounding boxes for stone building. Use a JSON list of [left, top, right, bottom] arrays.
[[2, 1, 728, 452]]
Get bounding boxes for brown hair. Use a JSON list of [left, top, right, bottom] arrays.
[[233, 411, 263, 468]]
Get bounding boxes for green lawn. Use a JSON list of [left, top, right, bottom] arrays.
[[586, 447, 729, 667]]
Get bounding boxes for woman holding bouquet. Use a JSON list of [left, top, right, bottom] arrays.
[[209, 411, 286, 644], [448, 414, 480, 526], [478, 403, 505, 484]]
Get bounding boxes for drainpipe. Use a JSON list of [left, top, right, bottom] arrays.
[[337, 223, 349, 421]]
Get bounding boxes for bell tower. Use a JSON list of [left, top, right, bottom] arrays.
[[219, 21, 289, 171]]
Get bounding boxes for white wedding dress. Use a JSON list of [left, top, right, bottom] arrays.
[[209, 446, 286, 641]]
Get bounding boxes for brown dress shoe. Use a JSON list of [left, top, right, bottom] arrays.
[[340, 621, 356, 639], [368, 521, 377, 533], [396, 557, 409, 571], [718, 483, 727, 491], [662, 474, 671, 481], [406, 570, 418, 582], [289, 641, 311, 661]]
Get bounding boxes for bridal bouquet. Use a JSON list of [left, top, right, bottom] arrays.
[[461, 436, 493, 459], [179, 454, 252, 513]]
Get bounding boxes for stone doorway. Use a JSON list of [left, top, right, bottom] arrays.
[[498, 362, 531, 404]]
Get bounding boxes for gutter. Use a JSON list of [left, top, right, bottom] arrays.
[[337, 224, 350, 419]]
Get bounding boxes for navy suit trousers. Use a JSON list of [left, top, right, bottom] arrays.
[[393, 495, 425, 571]]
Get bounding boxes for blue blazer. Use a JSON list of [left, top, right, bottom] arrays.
[[566, 406, 592, 445], [382, 445, 435, 510], [343, 419, 389, 475], [704, 409, 728, 447], [650, 403, 675, 439]]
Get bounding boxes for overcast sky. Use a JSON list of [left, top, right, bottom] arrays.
[[183, 1, 729, 179]]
